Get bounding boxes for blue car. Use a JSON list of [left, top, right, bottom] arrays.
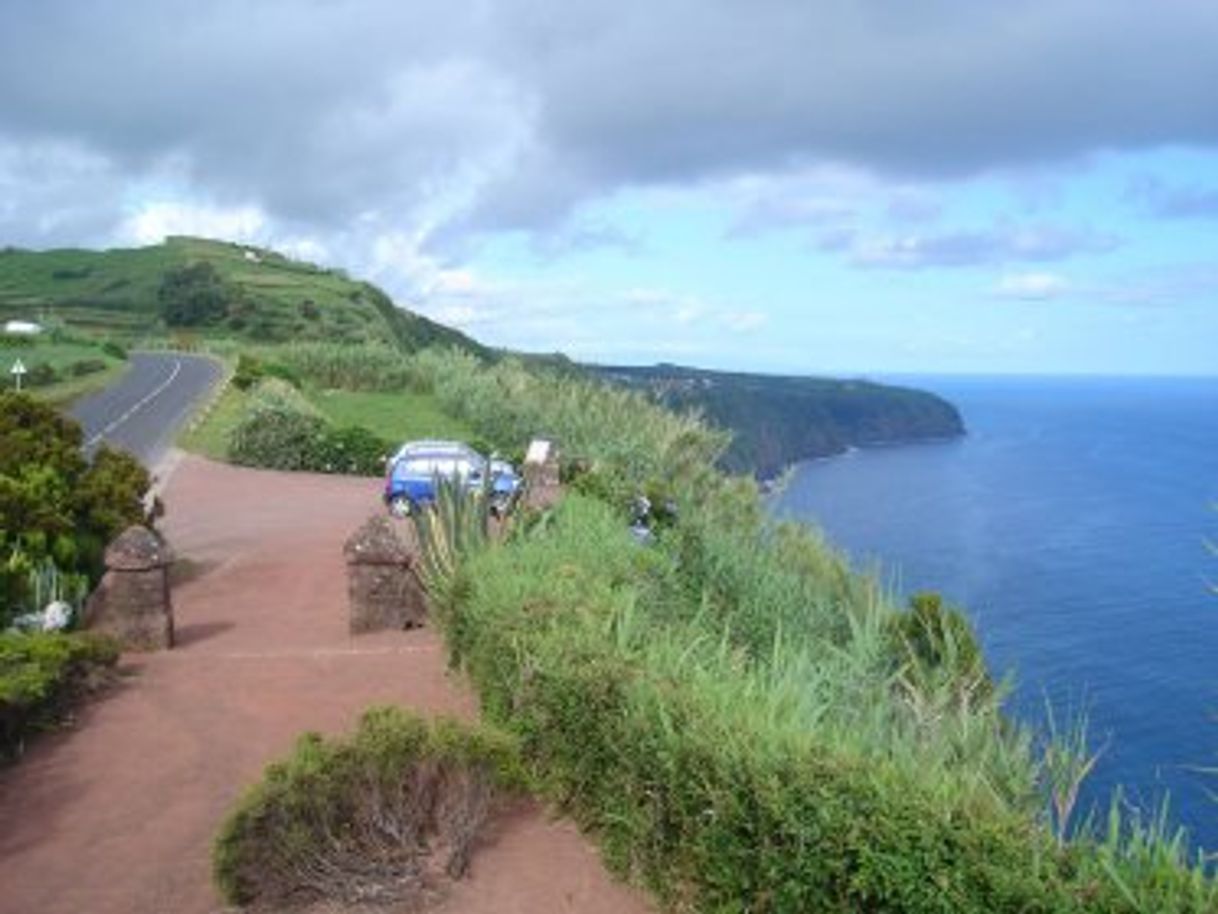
[[383, 440, 521, 517]]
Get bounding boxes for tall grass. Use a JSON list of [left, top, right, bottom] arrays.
[[254, 341, 419, 391], [397, 344, 1216, 911], [433, 494, 1215, 912]]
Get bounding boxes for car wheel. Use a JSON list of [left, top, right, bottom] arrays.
[[388, 494, 415, 518]]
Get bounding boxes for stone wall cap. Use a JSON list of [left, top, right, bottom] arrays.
[[105, 525, 175, 570], [344, 515, 411, 565]]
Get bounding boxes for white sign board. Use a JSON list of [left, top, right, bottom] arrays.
[[525, 438, 553, 465], [11, 359, 26, 390]]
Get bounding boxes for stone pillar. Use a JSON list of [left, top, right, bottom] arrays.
[[522, 438, 562, 510], [84, 526, 175, 651], [344, 515, 427, 633]]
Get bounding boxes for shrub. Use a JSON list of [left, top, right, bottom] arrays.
[[228, 379, 327, 472], [0, 630, 120, 759], [0, 393, 149, 626], [158, 261, 231, 326], [311, 424, 391, 475], [213, 707, 523, 908], [25, 362, 59, 387], [100, 340, 127, 361], [68, 358, 107, 377], [227, 379, 390, 475]]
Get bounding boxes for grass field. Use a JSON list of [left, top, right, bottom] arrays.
[[178, 384, 248, 460], [306, 389, 476, 445], [0, 338, 127, 405], [180, 384, 475, 462]]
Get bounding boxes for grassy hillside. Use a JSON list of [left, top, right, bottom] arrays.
[[0, 236, 482, 353], [595, 363, 965, 477]]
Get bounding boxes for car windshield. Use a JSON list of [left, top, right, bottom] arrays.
[[392, 450, 484, 479]]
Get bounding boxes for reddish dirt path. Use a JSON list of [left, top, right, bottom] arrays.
[[0, 455, 653, 914]]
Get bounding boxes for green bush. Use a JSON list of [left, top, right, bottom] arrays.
[[0, 630, 120, 758], [68, 358, 107, 377], [0, 393, 149, 626], [311, 424, 391, 475], [158, 260, 232, 327], [25, 362, 59, 387], [227, 379, 389, 475], [228, 379, 327, 472], [100, 340, 127, 361], [213, 707, 523, 907]]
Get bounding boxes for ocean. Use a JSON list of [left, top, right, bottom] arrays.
[[770, 375, 1218, 851]]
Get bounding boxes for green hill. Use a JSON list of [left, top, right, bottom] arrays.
[[0, 236, 482, 354], [595, 363, 965, 477]]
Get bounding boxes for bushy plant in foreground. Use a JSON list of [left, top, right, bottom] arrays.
[[0, 392, 149, 626], [0, 630, 120, 758], [212, 707, 523, 908]]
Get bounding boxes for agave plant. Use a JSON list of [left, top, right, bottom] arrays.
[[409, 476, 491, 613]]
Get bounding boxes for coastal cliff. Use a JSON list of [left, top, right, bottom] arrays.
[[596, 363, 965, 478]]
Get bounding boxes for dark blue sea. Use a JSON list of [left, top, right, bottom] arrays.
[[771, 375, 1218, 852]]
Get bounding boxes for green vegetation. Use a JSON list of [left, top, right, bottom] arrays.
[[407, 351, 1215, 913], [597, 363, 965, 477], [0, 237, 483, 352], [0, 630, 120, 759], [309, 389, 475, 444], [0, 332, 127, 405], [1, 392, 150, 629], [178, 384, 248, 460], [212, 707, 523, 907], [227, 379, 391, 476]]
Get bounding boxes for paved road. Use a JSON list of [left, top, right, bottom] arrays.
[[69, 352, 222, 468]]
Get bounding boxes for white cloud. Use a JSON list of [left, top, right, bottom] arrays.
[[722, 310, 768, 332], [120, 201, 268, 246], [994, 272, 1069, 300]]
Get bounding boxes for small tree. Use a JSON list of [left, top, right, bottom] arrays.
[[0, 393, 149, 624], [158, 261, 230, 327]]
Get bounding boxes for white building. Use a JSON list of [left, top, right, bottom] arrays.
[[3, 320, 43, 336]]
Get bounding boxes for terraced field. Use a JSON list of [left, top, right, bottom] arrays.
[[0, 237, 481, 353]]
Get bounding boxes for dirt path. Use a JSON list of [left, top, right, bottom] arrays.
[[0, 455, 653, 914]]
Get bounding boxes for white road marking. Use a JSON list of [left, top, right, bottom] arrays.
[[85, 357, 182, 449]]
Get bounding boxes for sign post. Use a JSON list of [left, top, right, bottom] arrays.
[[11, 359, 26, 391]]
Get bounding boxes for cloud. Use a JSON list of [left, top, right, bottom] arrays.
[[831, 224, 1118, 270], [1129, 176, 1218, 219], [2, 0, 1218, 246], [120, 201, 268, 246], [993, 272, 1069, 300]]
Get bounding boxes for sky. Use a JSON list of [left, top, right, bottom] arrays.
[[2, 1, 1217, 376]]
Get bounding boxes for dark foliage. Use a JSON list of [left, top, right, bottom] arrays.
[[0, 393, 149, 624], [0, 630, 120, 760], [158, 261, 232, 327]]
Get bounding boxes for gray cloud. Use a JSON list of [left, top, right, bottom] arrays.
[[1129, 177, 1218, 219], [826, 224, 1119, 270], [1, 1, 1217, 245]]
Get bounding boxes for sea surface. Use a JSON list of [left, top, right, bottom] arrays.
[[771, 375, 1218, 851]]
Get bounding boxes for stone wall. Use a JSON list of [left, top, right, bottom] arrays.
[[344, 515, 427, 633], [84, 526, 174, 651]]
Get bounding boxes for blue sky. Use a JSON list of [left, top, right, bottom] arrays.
[[2, 2, 1216, 375]]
